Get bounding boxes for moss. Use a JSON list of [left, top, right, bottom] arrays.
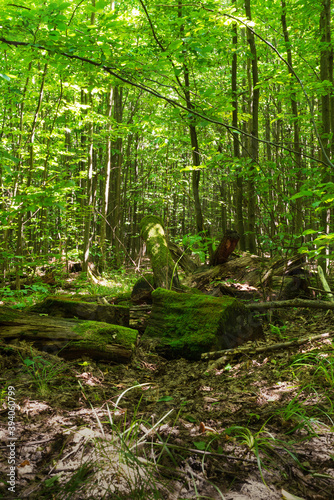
[[114, 291, 132, 305], [0, 307, 23, 322], [140, 216, 179, 289], [143, 288, 262, 360], [73, 321, 138, 350]]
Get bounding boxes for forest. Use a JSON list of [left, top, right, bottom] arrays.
[[0, 0, 333, 273], [1, 0, 334, 499]]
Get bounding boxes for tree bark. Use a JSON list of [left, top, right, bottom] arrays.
[[210, 230, 240, 266], [140, 215, 180, 289], [232, 0, 245, 250], [244, 0, 259, 254]]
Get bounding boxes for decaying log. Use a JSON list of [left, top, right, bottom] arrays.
[[142, 288, 264, 360], [245, 298, 334, 311], [30, 297, 130, 326], [190, 255, 266, 290], [210, 229, 240, 266], [131, 274, 155, 304], [0, 307, 138, 363], [140, 215, 180, 289]]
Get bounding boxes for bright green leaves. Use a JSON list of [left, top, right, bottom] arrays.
[[0, 73, 11, 81]]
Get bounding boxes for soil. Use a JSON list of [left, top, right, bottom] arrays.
[[1, 304, 334, 499]]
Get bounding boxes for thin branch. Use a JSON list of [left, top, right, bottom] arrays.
[[7, 3, 30, 9]]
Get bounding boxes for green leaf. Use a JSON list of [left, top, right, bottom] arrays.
[[193, 441, 207, 450], [0, 73, 10, 81], [180, 164, 207, 172], [302, 229, 318, 236], [184, 415, 197, 423], [290, 190, 314, 200]]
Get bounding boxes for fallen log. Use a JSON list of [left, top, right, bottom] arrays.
[[30, 297, 130, 326], [245, 298, 334, 311], [0, 307, 138, 363], [142, 288, 264, 360]]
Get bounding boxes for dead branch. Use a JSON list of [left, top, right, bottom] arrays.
[[245, 298, 334, 311], [202, 332, 334, 364]]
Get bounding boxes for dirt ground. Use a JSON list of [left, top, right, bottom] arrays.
[[1, 307, 334, 499]]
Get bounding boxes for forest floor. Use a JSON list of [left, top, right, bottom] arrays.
[[0, 273, 334, 499]]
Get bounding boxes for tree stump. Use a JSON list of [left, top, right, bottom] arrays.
[[140, 215, 180, 289], [210, 229, 240, 266]]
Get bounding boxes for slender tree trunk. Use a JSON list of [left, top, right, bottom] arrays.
[[110, 85, 123, 267], [281, 0, 303, 239], [231, 3, 245, 250], [319, 0, 332, 270], [82, 91, 94, 273], [178, 0, 204, 236], [100, 85, 113, 273], [244, 0, 259, 254]]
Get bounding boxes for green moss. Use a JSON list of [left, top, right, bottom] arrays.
[[0, 307, 23, 322], [73, 321, 138, 350], [114, 291, 132, 304], [143, 288, 260, 360]]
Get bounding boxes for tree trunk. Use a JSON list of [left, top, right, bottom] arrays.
[[140, 215, 180, 289], [281, 0, 303, 239], [244, 0, 259, 254], [82, 91, 94, 274], [232, 0, 246, 250], [100, 85, 113, 273]]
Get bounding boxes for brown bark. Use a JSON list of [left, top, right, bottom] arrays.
[[210, 230, 240, 266]]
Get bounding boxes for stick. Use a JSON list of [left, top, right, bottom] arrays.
[[201, 332, 333, 361]]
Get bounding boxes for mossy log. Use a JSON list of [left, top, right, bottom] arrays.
[[140, 215, 180, 289], [142, 288, 264, 360], [0, 307, 137, 363], [30, 297, 129, 326]]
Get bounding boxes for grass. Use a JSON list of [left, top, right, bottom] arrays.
[[36, 382, 229, 499], [18, 347, 67, 396]]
